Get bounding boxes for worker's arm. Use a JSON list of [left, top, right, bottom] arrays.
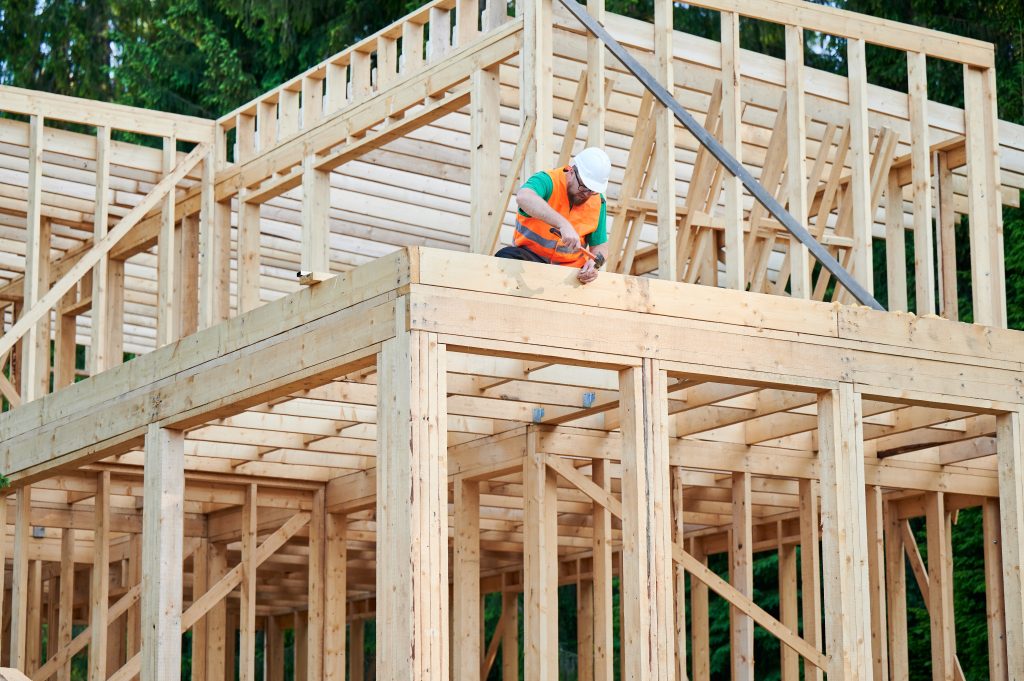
[[577, 241, 607, 284], [515, 187, 581, 250]]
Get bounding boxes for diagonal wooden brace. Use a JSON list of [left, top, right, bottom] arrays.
[[0, 142, 211, 365]]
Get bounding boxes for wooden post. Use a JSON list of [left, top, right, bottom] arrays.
[[57, 527, 74, 681], [376, 323, 449, 681], [141, 424, 185, 681], [779, 538, 799, 681], [453, 477, 481, 679], [721, 11, 743, 289], [192, 539, 209, 681], [522, 0, 553, 173], [470, 66, 501, 254], [205, 542, 229, 681], [156, 136, 178, 347], [90, 471, 112, 681], [785, 25, 810, 297], [847, 39, 873, 294], [295, 611, 308, 681], [963, 66, 995, 326], [199, 152, 230, 328], [817, 385, 873, 680], [239, 484, 258, 681], [585, 0, 605, 147], [936, 152, 958, 321], [127, 534, 142, 662], [996, 411, 1024, 675], [907, 51, 935, 315], [308, 488, 326, 681], [731, 471, 754, 680], [654, 0, 677, 280], [884, 171, 908, 312], [524, 429, 558, 681], [27, 560, 41, 673], [324, 513, 347, 681], [578, 569, 594, 681], [90, 125, 124, 375], [301, 149, 330, 274], [982, 499, 1008, 680], [884, 501, 909, 680], [176, 212, 200, 337], [236, 197, 262, 314], [690, 537, 710, 681], [926, 493, 956, 680], [671, 467, 687, 681], [266, 617, 283, 681], [865, 485, 889, 681], [592, 458, 614, 681], [619, 359, 674, 680], [10, 486, 31, 668], [799, 478, 823, 681], [22, 115, 50, 401]]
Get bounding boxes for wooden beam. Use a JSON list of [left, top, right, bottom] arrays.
[[619, 360, 674, 680], [865, 485, 889, 681], [205, 542, 228, 681], [307, 488, 326, 681], [908, 51, 935, 315], [779, 538, 799, 680], [884, 501, 909, 680], [156, 136, 178, 347], [523, 0, 553, 173], [585, 0, 606, 148], [90, 125, 123, 375], [817, 385, 872, 680], [141, 425, 185, 681], [690, 537, 710, 681], [982, 499, 1008, 680], [57, 527, 74, 681], [785, 24, 810, 298], [375, 325, 449, 681], [524, 429, 558, 681], [348, 620, 365, 681], [927, 492, 956, 680], [300, 149, 330, 274], [672, 467, 687, 681], [592, 457, 613, 681], [847, 38, 873, 295], [996, 410, 1024, 674], [798, 478, 823, 681], [21, 114, 49, 401], [89, 471, 111, 681]]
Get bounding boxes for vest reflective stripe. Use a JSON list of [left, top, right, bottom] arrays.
[[514, 167, 601, 267]]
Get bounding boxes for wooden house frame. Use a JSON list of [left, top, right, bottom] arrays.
[[1, 0, 1023, 679]]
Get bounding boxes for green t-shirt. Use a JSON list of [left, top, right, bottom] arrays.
[[518, 170, 607, 246]]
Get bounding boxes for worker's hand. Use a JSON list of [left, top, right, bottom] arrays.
[[577, 259, 599, 284], [556, 224, 582, 252]]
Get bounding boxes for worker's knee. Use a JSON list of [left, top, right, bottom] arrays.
[[494, 246, 545, 263]]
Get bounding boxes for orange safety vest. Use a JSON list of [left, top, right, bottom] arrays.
[[514, 167, 602, 267]]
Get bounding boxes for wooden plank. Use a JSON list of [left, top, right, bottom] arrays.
[[592, 458, 613, 681], [865, 485, 889, 681], [619, 360, 674, 680], [674, 543, 827, 670], [963, 66, 995, 326], [982, 499, 1008, 681], [21, 114, 49, 401], [779, 539, 799, 680], [0, 141, 210, 364], [453, 477, 481, 680], [655, 0, 677, 280], [817, 385, 872, 680], [690, 537, 710, 681], [10, 486, 31, 668], [470, 65, 501, 255], [847, 38, 873, 295], [56, 528, 74, 681], [884, 170, 908, 312], [936, 152, 957, 320], [908, 51, 936, 315], [156, 136, 178, 347], [731, 470, 754, 681], [927, 492, 956, 680], [786, 25, 810, 298], [524, 429, 558, 681], [307, 488, 325, 681], [140, 425, 185, 681], [996, 410, 1024, 675], [721, 11, 742, 289], [89, 471, 111, 681], [239, 483, 258, 681], [323, 513, 347, 681], [523, 0, 553, 173], [300, 150, 330, 274], [376, 327, 449, 681], [884, 501, 909, 680]]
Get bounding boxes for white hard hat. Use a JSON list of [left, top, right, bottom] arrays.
[[572, 147, 611, 194]]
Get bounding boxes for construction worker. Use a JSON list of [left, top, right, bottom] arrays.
[[496, 147, 611, 284]]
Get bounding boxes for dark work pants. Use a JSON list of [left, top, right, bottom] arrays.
[[494, 245, 548, 263]]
